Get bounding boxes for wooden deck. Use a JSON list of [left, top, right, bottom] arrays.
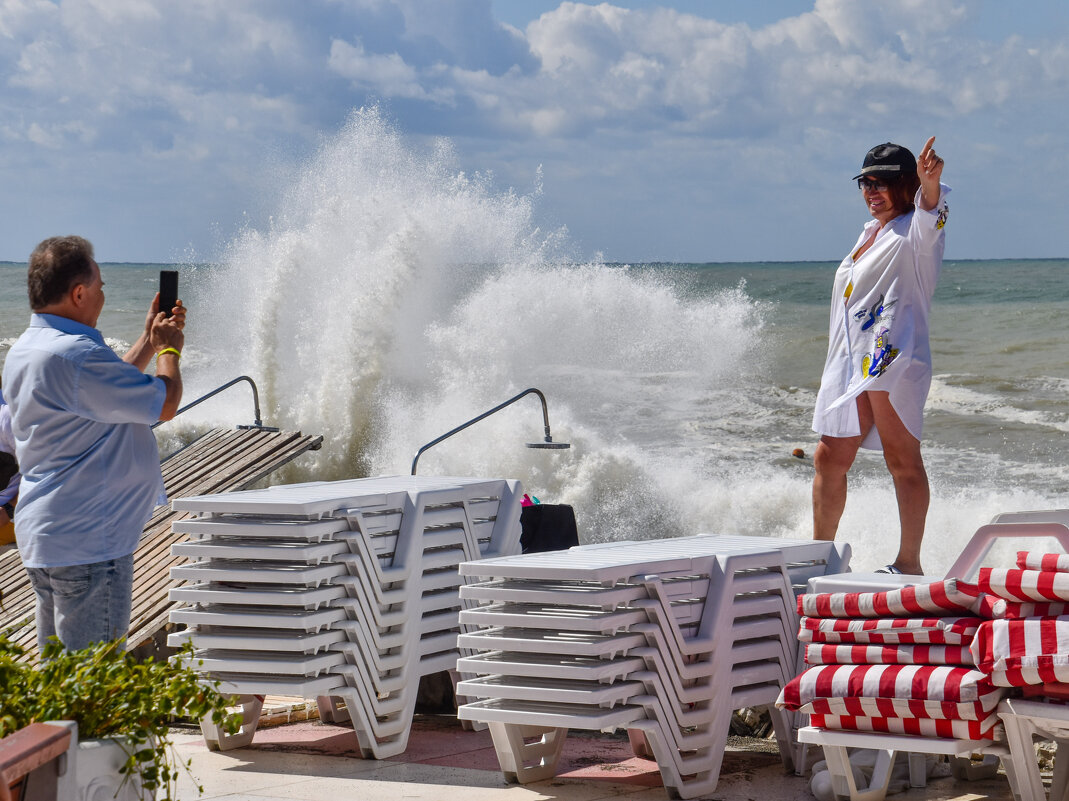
[[0, 427, 323, 659]]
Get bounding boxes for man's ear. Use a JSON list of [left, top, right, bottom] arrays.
[[69, 282, 87, 308]]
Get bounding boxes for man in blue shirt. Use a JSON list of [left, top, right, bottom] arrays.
[[1, 236, 186, 651]]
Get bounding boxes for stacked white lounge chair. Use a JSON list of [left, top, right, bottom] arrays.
[[454, 534, 850, 799], [166, 475, 523, 758]]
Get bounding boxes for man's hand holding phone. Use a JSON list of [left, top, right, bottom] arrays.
[[151, 270, 186, 421]]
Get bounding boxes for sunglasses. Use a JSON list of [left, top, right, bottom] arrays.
[[858, 178, 889, 192]]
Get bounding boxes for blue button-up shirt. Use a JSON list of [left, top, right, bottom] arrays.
[[1, 314, 166, 568]]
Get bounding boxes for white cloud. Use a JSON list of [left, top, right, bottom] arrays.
[[0, 0, 1067, 261], [329, 39, 448, 102], [440, 0, 1061, 139], [0, 0, 56, 39]]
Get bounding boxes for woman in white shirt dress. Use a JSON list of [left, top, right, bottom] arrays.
[[812, 138, 949, 575]]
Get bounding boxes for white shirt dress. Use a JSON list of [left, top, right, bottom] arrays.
[[813, 185, 950, 450]]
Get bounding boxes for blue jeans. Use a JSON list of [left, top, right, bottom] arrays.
[[26, 554, 134, 652]]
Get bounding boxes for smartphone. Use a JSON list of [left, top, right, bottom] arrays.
[[159, 270, 179, 318]]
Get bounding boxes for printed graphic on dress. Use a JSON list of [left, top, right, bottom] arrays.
[[853, 294, 898, 332], [861, 326, 899, 377], [936, 201, 949, 230]]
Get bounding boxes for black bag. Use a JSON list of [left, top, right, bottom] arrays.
[[519, 504, 578, 554], [0, 451, 17, 492]]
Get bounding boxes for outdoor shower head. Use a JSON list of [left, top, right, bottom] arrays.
[[411, 387, 572, 473], [526, 438, 570, 449]]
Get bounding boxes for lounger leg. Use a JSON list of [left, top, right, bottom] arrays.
[[999, 753, 1025, 801], [202, 694, 263, 751], [907, 752, 927, 788], [315, 695, 349, 724], [823, 744, 897, 801], [1000, 713, 1047, 801], [627, 729, 654, 759], [766, 705, 797, 773], [630, 721, 721, 801], [1052, 739, 1069, 801], [486, 722, 567, 784]]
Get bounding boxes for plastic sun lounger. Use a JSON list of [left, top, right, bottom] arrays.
[[182, 648, 347, 677], [173, 516, 352, 540], [456, 652, 647, 683], [169, 604, 348, 631], [170, 560, 349, 585], [169, 476, 524, 757], [171, 539, 351, 562], [798, 516, 1069, 801], [459, 577, 650, 608], [168, 626, 347, 653], [456, 674, 647, 707], [456, 538, 848, 799], [459, 549, 800, 670], [170, 582, 348, 609]]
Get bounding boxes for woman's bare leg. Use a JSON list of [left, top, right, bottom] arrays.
[[813, 394, 874, 541], [868, 391, 928, 575]]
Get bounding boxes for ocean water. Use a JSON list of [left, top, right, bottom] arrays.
[[2, 108, 1067, 575]]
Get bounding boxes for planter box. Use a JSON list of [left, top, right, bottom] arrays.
[[48, 721, 149, 801]]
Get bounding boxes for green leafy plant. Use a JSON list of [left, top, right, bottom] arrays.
[[0, 636, 240, 799]]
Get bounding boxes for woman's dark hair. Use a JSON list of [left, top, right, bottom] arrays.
[[887, 172, 921, 216], [27, 236, 95, 310]]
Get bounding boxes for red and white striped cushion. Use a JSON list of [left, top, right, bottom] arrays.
[[803, 695, 1001, 721], [1017, 552, 1069, 573], [987, 599, 1069, 619], [978, 568, 1069, 603], [798, 616, 979, 645], [797, 579, 985, 619], [804, 643, 975, 666], [778, 664, 999, 711], [808, 713, 1000, 740], [971, 617, 1069, 686]]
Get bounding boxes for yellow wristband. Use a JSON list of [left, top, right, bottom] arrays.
[[157, 347, 181, 360]]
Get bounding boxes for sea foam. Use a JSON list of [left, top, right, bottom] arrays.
[[190, 106, 773, 546]]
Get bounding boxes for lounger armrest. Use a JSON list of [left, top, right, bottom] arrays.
[[944, 521, 1069, 581], [0, 723, 71, 800]]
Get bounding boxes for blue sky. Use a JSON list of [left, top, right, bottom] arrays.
[[1, 0, 1067, 263]]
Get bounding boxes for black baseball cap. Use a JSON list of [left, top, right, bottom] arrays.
[[853, 143, 916, 181]]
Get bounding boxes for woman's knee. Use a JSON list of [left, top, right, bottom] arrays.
[[882, 446, 927, 482], [814, 438, 859, 476]]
